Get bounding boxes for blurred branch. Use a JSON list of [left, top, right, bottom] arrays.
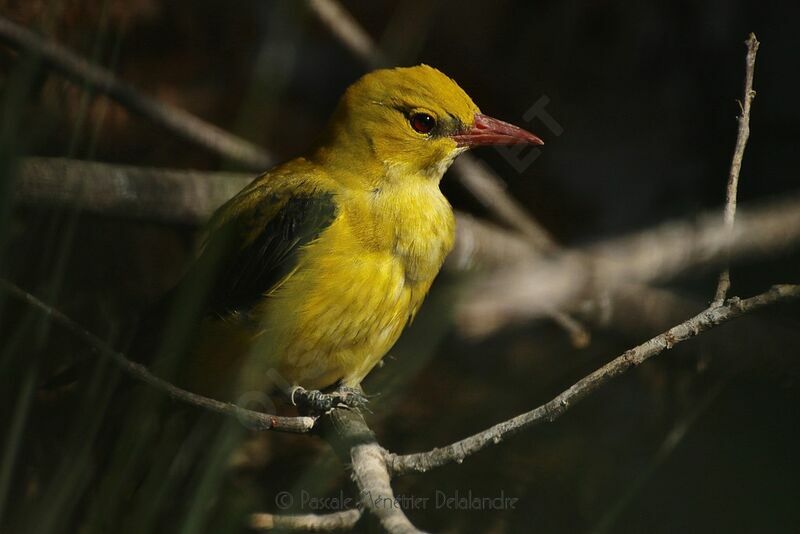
[[307, 0, 388, 68], [305, 0, 556, 251], [0, 16, 272, 170], [549, 310, 591, 348], [386, 285, 800, 476], [13, 157, 535, 272], [0, 279, 315, 433], [574, 283, 700, 338], [445, 211, 540, 269], [714, 33, 760, 304], [250, 509, 362, 532], [449, 157, 557, 251], [458, 193, 800, 337], [15, 157, 252, 225]]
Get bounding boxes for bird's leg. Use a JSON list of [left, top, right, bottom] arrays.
[[290, 385, 369, 413]]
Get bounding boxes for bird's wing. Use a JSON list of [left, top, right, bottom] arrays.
[[194, 177, 338, 320]]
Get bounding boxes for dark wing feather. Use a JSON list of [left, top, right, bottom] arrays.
[[202, 191, 338, 318]]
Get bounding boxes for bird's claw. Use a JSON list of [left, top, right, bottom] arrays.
[[291, 386, 369, 413]]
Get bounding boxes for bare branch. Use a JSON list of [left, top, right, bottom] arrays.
[[0, 16, 272, 170], [322, 408, 424, 534], [250, 509, 362, 532], [352, 443, 423, 534], [386, 285, 800, 476], [714, 33, 760, 304], [459, 193, 800, 337], [0, 279, 315, 433]]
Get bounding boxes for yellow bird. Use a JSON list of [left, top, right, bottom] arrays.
[[163, 65, 542, 410]]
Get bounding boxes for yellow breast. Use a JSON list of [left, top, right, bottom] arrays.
[[252, 178, 455, 389]]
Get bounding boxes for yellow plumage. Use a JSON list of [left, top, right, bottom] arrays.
[[258, 170, 454, 389], [171, 65, 542, 399]]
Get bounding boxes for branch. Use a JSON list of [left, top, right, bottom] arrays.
[[250, 509, 362, 532], [458, 192, 800, 337], [14, 157, 252, 225], [714, 33, 760, 304], [0, 279, 315, 433], [385, 285, 800, 475], [352, 443, 422, 534], [0, 16, 272, 171], [321, 408, 424, 534]]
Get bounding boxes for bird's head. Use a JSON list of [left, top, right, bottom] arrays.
[[314, 65, 543, 185]]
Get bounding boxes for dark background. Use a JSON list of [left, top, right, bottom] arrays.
[[1, 1, 799, 533]]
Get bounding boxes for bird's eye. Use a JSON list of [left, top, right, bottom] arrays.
[[410, 113, 436, 134]]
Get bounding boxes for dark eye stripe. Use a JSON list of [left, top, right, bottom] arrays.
[[410, 113, 436, 134]]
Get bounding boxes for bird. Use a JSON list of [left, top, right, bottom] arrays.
[[152, 64, 543, 411]]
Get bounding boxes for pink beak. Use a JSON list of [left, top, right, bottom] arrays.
[[451, 113, 544, 148]]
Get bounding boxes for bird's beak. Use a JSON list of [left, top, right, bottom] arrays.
[[451, 113, 544, 148]]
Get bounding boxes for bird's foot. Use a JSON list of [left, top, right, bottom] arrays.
[[291, 386, 369, 413]]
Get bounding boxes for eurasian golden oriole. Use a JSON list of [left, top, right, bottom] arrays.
[[158, 65, 542, 410]]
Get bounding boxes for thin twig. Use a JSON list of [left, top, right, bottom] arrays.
[[0, 279, 315, 433], [250, 509, 362, 532], [0, 16, 272, 170], [713, 33, 760, 305], [385, 285, 800, 475]]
